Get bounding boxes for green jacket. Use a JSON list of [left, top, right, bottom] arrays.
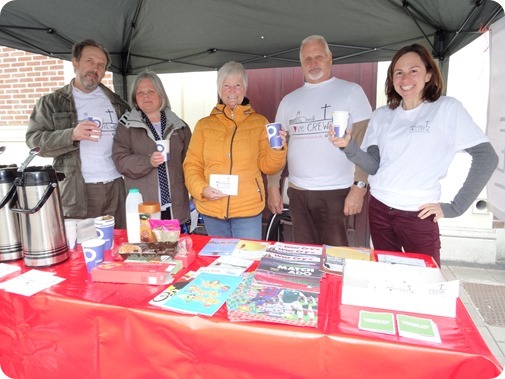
[[26, 80, 130, 218]]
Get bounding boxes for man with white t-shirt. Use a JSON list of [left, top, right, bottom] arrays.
[[267, 35, 372, 246], [27, 39, 131, 228]]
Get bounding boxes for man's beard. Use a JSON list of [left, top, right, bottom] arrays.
[[80, 72, 99, 91], [306, 69, 324, 82]]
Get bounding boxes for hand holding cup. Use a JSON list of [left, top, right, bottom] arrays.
[[329, 111, 352, 147], [330, 129, 352, 148], [155, 140, 170, 162], [73, 117, 102, 142], [266, 123, 286, 150]]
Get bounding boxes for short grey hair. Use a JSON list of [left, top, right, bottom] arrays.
[[217, 61, 248, 98], [299, 35, 332, 62], [130, 70, 171, 111]]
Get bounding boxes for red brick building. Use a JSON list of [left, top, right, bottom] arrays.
[[0, 46, 113, 128]]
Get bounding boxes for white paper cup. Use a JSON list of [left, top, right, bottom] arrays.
[[81, 238, 105, 272], [156, 140, 170, 161], [331, 111, 349, 138], [87, 116, 102, 139], [64, 219, 77, 249], [266, 123, 282, 149], [94, 215, 115, 250]]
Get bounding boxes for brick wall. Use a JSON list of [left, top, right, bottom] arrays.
[[0, 46, 114, 127]]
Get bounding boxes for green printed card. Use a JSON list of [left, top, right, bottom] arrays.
[[358, 310, 396, 335], [396, 314, 441, 343]]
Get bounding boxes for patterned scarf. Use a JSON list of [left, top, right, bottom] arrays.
[[141, 110, 171, 205]]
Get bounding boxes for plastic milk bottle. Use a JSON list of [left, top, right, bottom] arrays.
[[126, 188, 143, 243]]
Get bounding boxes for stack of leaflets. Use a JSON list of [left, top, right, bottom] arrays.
[[321, 245, 372, 274], [254, 242, 323, 292], [230, 240, 271, 260], [0, 263, 21, 279], [197, 255, 254, 276], [227, 273, 319, 328], [266, 242, 323, 256], [376, 253, 427, 267], [0, 269, 65, 296], [198, 238, 240, 257]]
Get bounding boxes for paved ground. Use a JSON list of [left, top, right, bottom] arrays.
[[442, 260, 505, 370]]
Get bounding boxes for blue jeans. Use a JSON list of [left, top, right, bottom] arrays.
[[202, 214, 262, 240]]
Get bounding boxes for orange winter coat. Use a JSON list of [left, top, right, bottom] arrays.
[[183, 102, 286, 220]]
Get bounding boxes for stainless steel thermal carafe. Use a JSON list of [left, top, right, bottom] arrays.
[[0, 165, 22, 261], [10, 165, 68, 267]]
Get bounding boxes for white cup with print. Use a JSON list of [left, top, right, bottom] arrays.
[[86, 116, 102, 139], [64, 219, 77, 249], [331, 111, 350, 138], [82, 238, 105, 272], [156, 140, 170, 161], [266, 123, 283, 149]]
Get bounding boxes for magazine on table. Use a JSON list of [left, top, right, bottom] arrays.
[[156, 272, 243, 316], [254, 250, 323, 291], [227, 273, 319, 328], [266, 242, 323, 257], [149, 271, 199, 308]]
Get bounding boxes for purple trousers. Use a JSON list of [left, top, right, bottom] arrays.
[[369, 195, 441, 266]]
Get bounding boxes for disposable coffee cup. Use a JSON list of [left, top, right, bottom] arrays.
[[64, 219, 77, 249], [156, 140, 170, 161], [331, 111, 349, 138], [94, 215, 115, 250], [87, 116, 102, 139], [266, 123, 282, 149], [82, 238, 105, 272]]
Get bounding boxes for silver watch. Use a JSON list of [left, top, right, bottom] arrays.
[[353, 181, 368, 189]]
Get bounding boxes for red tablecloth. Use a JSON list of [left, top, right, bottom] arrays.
[[0, 231, 502, 379]]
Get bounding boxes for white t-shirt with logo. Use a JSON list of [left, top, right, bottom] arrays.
[[362, 96, 489, 210], [73, 86, 122, 183], [275, 77, 372, 190]]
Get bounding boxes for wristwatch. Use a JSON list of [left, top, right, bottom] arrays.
[[353, 181, 369, 189]]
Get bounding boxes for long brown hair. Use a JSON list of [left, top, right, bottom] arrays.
[[385, 44, 444, 110]]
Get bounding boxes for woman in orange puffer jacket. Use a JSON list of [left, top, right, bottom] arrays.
[[184, 61, 287, 239]]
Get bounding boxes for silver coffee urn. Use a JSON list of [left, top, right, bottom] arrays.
[[0, 165, 23, 262], [10, 165, 68, 267]]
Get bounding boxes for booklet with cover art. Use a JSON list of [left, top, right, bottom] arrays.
[[227, 273, 318, 328], [159, 272, 243, 316], [149, 271, 199, 308]]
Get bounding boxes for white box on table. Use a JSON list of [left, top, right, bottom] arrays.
[[341, 259, 459, 317]]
